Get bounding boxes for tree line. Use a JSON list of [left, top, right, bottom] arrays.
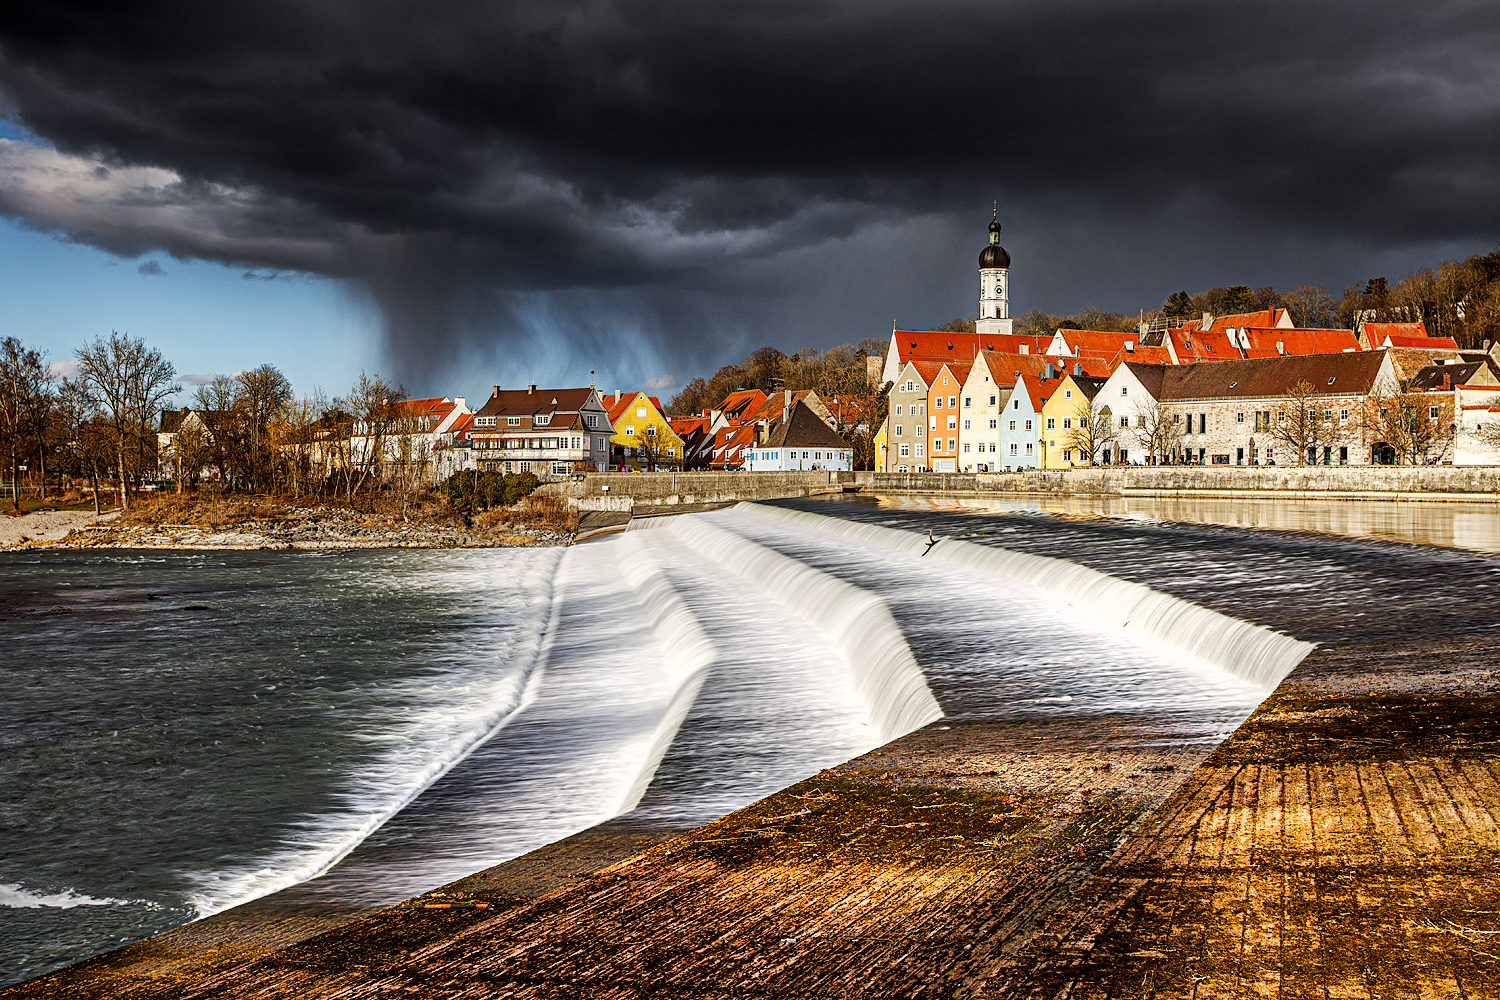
[[0, 331, 425, 512]]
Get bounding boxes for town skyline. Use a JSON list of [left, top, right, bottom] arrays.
[[3, 1, 1498, 401]]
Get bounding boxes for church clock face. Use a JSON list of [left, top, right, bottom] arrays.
[[994, 280, 1004, 294]]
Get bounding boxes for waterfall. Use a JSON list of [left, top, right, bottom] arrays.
[[632, 515, 943, 741], [737, 503, 1314, 689], [610, 532, 714, 814]]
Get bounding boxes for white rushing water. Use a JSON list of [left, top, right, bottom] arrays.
[[277, 505, 1306, 906]]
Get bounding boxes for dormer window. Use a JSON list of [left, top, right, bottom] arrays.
[[1327, 377, 1336, 384], [507, 416, 521, 426], [534, 414, 549, 426]]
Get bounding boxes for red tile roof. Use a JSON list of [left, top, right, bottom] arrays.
[[1239, 327, 1360, 358], [892, 330, 1050, 368]]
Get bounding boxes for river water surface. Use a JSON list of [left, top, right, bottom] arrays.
[[6, 496, 1492, 985]]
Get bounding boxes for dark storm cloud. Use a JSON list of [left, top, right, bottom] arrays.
[[1, 0, 1497, 388]]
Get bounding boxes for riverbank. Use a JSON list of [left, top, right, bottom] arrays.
[[0, 498, 572, 551]]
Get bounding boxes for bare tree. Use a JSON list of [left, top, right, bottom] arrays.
[[1280, 285, 1338, 328], [1270, 380, 1333, 465], [75, 332, 179, 510], [191, 375, 247, 486], [1064, 394, 1116, 465], [1129, 400, 1184, 465], [0, 337, 56, 510], [235, 364, 293, 490], [1361, 379, 1456, 465], [55, 378, 111, 514], [343, 372, 406, 496]]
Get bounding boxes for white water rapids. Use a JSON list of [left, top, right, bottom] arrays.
[[238, 503, 1308, 909]]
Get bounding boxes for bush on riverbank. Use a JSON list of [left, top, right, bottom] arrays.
[[437, 470, 540, 511]]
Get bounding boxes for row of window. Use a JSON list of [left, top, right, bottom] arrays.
[[475, 436, 600, 450], [753, 449, 845, 462], [476, 413, 605, 428]]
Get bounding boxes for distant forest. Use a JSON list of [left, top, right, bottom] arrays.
[[667, 244, 1500, 416]]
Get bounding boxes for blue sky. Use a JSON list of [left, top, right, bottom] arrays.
[[0, 217, 380, 403]]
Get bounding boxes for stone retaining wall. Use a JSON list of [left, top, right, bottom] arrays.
[[859, 465, 1500, 498], [541, 470, 852, 510]]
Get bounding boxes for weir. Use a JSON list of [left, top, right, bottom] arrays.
[[630, 514, 943, 741], [16, 499, 1495, 999], [737, 501, 1314, 689]]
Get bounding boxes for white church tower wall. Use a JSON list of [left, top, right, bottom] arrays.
[[976, 205, 1014, 336]]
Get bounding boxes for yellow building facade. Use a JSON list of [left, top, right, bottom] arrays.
[[1039, 374, 1109, 469], [873, 417, 889, 472], [606, 392, 685, 470]]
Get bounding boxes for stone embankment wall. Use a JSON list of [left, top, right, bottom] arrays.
[[542, 466, 1500, 510], [540, 470, 853, 512], [861, 465, 1500, 499]]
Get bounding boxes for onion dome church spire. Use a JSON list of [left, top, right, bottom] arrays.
[[976, 202, 1013, 335]]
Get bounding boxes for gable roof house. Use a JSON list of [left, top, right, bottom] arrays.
[[469, 385, 612, 476], [745, 401, 854, 472]]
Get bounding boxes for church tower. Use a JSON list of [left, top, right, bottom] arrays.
[[976, 206, 1013, 336]]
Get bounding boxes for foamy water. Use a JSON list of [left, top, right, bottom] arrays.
[[1, 509, 1303, 984]]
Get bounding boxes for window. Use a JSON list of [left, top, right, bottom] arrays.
[[535, 414, 549, 426], [895, 425, 903, 436], [1046, 417, 1056, 429], [1173, 413, 1181, 423], [552, 462, 571, 475], [508, 416, 521, 426], [586, 414, 598, 427], [964, 396, 972, 408], [947, 416, 957, 429], [626, 426, 635, 436], [899, 443, 910, 457], [1063, 449, 1072, 462], [1013, 399, 1020, 409], [1025, 443, 1033, 454], [949, 396, 956, 408], [636, 407, 647, 417], [1340, 408, 1349, 420], [1065, 389, 1072, 399], [1010, 443, 1018, 455], [947, 438, 956, 450], [903, 380, 914, 392], [916, 404, 924, 415], [964, 443, 971, 452], [1236, 412, 1245, 423], [915, 444, 925, 458], [895, 404, 903, 415], [943, 376, 949, 385], [1430, 405, 1441, 419], [989, 395, 997, 406], [1062, 417, 1072, 429], [596, 437, 606, 449], [1121, 386, 1128, 396], [1120, 416, 1129, 428], [1008, 420, 1015, 431], [935, 396, 944, 409], [519, 461, 531, 472], [1024, 419, 1032, 430], [646, 425, 657, 436], [963, 419, 971, 430]]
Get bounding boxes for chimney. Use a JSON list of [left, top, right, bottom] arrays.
[[784, 389, 792, 410], [1073, 363, 1083, 376], [1019, 344, 1029, 354], [527, 384, 536, 393], [453, 396, 466, 411], [1443, 372, 1452, 390], [492, 385, 500, 396], [1202, 312, 1213, 328], [1125, 341, 1135, 352], [1276, 340, 1285, 355], [1044, 363, 1055, 379]]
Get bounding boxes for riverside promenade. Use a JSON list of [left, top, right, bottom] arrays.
[[9, 500, 1500, 998]]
